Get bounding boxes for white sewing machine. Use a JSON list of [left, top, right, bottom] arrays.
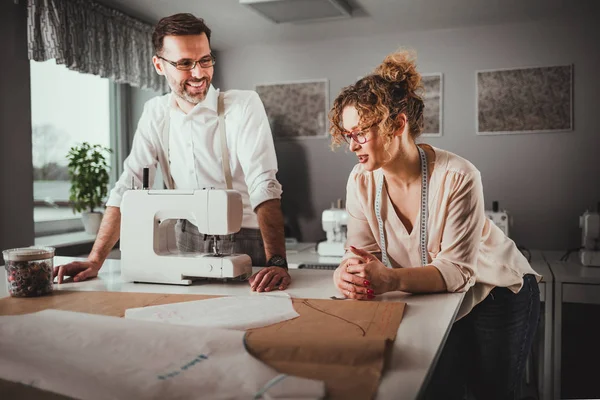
[[485, 201, 511, 238], [317, 200, 349, 257], [579, 207, 600, 267], [120, 189, 252, 285]]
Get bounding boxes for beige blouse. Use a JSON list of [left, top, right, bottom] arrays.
[[343, 145, 541, 320]]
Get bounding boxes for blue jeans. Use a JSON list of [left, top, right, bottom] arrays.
[[424, 274, 541, 400]]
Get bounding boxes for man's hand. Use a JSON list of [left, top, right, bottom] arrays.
[[345, 246, 398, 295], [51, 206, 120, 284], [249, 267, 291, 292], [333, 257, 374, 300], [53, 260, 102, 284]]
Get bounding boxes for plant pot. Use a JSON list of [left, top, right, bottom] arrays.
[[82, 211, 103, 235]]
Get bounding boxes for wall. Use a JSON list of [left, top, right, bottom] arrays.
[[0, 1, 34, 262], [215, 15, 600, 250]]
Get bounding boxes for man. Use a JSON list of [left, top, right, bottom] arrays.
[[54, 13, 290, 292]]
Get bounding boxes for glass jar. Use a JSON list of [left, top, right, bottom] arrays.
[[3, 246, 55, 297]]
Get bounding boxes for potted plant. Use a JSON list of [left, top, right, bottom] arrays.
[[66, 142, 112, 235]]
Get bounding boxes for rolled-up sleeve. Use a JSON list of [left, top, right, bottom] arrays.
[[430, 171, 485, 292], [343, 169, 381, 262], [106, 101, 160, 208], [236, 91, 282, 210]]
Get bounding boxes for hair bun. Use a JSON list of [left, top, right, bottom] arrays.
[[373, 50, 421, 95]]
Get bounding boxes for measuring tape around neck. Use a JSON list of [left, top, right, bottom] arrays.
[[375, 146, 429, 267]]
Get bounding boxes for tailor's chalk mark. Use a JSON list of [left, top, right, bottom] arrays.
[[157, 354, 209, 380]]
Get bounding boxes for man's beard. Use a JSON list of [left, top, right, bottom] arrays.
[[168, 75, 211, 105]]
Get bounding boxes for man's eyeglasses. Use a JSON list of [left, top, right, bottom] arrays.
[[156, 54, 216, 71]]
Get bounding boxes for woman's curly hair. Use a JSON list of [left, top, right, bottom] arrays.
[[329, 50, 425, 149]]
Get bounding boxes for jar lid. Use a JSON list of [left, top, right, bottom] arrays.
[[2, 246, 55, 262]]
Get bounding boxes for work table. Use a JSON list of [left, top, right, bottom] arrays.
[[0, 253, 464, 400]]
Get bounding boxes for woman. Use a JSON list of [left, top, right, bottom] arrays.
[[329, 50, 541, 400]]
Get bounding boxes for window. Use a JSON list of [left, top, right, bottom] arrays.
[[30, 60, 112, 236]]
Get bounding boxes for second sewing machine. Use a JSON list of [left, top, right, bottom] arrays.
[[317, 200, 349, 258]]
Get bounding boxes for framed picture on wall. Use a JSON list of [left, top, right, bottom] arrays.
[[255, 79, 329, 139], [476, 65, 573, 135], [421, 73, 443, 137]]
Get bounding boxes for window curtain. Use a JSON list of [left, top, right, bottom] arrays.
[[27, 0, 169, 93]]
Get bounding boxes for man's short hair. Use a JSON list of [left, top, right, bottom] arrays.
[[152, 13, 212, 55]]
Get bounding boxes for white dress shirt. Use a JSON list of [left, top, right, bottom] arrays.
[[106, 85, 282, 229]]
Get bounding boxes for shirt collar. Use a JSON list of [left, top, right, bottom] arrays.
[[169, 84, 219, 115]]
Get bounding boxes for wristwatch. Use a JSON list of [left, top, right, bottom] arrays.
[[266, 255, 288, 270]]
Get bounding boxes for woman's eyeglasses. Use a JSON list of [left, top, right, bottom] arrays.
[[342, 124, 376, 145]]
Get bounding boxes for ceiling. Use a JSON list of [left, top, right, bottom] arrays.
[[96, 0, 595, 50]]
